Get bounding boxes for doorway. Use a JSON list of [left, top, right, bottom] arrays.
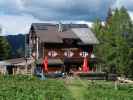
[[6, 65, 13, 75]]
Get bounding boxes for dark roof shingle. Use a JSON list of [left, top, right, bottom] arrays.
[[31, 23, 99, 44]]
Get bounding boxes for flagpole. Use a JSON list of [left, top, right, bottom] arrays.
[[36, 37, 39, 60]]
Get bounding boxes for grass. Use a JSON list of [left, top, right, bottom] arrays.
[[0, 75, 74, 100], [0, 75, 133, 100], [67, 78, 133, 100]]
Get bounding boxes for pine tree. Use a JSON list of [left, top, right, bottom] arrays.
[[106, 7, 113, 25], [128, 48, 133, 77], [93, 7, 133, 76], [0, 36, 11, 60]]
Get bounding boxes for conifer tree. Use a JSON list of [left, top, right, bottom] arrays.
[[93, 7, 133, 77], [0, 36, 10, 60]]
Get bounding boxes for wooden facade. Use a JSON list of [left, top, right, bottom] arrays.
[[28, 23, 99, 73]]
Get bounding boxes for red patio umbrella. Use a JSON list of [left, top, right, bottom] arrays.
[[82, 57, 89, 72], [43, 56, 48, 72]]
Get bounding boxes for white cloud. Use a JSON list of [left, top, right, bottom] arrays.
[[0, 13, 93, 35], [0, 14, 41, 35], [112, 0, 133, 10], [0, 0, 115, 20], [1, 0, 133, 20], [0, 0, 133, 35], [128, 11, 133, 21]]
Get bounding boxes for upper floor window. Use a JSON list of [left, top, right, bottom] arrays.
[[48, 51, 58, 57], [79, 52, 88, 57], [64, 50, 74, 57]]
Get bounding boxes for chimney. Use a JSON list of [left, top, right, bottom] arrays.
[[58, 22, 63, 32]]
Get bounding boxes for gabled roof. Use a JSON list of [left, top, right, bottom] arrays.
[[36, 30, 63, 43], [72, 28, 99, 44], [30, 23, 99, 44]]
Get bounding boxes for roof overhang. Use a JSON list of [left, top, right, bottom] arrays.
[[38, 58, 64, 66]]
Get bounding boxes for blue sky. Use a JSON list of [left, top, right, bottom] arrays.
[[0, 0, 133, 35]]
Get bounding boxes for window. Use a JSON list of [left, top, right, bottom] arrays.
[[79, 52, 88, 57], [48, 51, 58, 57], [64, 50, 74, 57]]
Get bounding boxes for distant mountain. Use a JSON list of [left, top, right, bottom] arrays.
[[6, 34, 25, 58]]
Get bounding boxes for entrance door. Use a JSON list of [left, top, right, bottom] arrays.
[[6, 65, 13, 74], [65, 64, 70, 74]]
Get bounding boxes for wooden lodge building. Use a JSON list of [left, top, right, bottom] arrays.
[[28, 23, 99, 73]]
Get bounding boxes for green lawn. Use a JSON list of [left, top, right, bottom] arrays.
[[0, 75, 133, 100], [67, 78, 133, 100]]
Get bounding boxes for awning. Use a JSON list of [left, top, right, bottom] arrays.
[[48, 59, 64, 65], [39, 58, 64, 65], [0, 58, 34, 66], [14, 59, 34, 66], [64, 57, 100, 64]]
